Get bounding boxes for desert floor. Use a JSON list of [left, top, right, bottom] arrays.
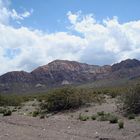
[[0, 98, 140, 140]]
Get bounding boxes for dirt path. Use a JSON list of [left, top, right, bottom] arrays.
[[0, 99, 140, 140]]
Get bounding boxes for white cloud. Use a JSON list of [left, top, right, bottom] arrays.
[[67, 12, 140, 64], [0, 24, 86, 74], [0, 0, 32, 24], [0, 1, 140, 74], [10, 9, 32, 21]]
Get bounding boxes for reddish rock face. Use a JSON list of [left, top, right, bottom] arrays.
[[0, 59, 140, 94], [0, 71, 34, 83], [31, 60, 111, 84]]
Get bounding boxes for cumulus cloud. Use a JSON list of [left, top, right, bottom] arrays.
[[0, 0, 140, 74], [67, 12, 140, 64], [0, 24, 85, 74]]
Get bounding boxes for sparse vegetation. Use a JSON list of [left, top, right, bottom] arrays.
[[0, 107, 6, 114], [91, 115, 96, 120], [98, 115, 108, 121], [42, 87, 104, 112], [0, 107, 12, 116], [109, 115, 118, 124], [3, 109, 12, 116], [78, 113, 89, 121], [128, 114, 135, 120], [46, 87, 82, 112], [32, 110, 39, 117], [0, 94, 30, 107], [97, 111, 105, 116], [117, 85, 140, 115], [78, 111, 120, 125]]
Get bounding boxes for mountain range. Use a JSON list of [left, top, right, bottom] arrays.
[[0, 59, 140, 94]]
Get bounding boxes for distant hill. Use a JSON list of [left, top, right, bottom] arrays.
[[0, 59, 140, 94]]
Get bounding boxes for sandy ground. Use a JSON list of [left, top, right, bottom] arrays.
[[0, 98, 140, 140]]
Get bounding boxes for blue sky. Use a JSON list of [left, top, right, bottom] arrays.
[[0, 0, 140, 74], [11, 0, 140, 31]]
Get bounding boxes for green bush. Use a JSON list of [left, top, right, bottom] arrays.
[[0, 108, 6, 114], [46, 87, 84, 112], [97, 113, 111, 121], [98, 115, 109, 121], [39, 102, 48, 110], [32, 110, 39, 117], [97, 111, 105, 116], [96, 112, 118, 123], [12, 108, 17, 112], [118, 120, 124, 129], [0, 95, 26, 106], [91, 115, 96, 120], [78, 113, 89, 121], [3, 109, 12, 116], [128, 114, 135, 120], [109, 115, 118, 123], [117, 85, 140, 115]]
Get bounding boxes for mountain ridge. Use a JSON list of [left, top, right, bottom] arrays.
[[0, 58, 140, 94]]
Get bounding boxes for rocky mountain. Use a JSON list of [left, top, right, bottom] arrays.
[[112, 59, 140, 71], [111, 59, 140, 78], [0, 59, 140, 94], [31, 60, 111, 85]]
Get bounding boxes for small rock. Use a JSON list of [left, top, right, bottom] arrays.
[[95, 131, 99, 138], [4, 134, 9, 136]]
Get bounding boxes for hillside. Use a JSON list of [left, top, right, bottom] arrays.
[[0, 59, 140, 94]]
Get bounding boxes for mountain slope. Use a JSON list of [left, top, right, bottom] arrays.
[[31, 60, 111, 85], [0, 59, 140, 94]]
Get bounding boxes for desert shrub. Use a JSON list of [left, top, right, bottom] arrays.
[[109, 115, 118, 123], [91, 115, 96, 120], [128, 114, 135, 120], [32, 110, 39, 117], [78, 113, 89, 121], [3, 109, 12, 116], [98, 115, 109, 121], [117, 85, 140, 115], [96, 112, 118, 122], [97, 112, 111, 121], [0, 95, 5, 106], [0, 95, 25, 106], [108, 91, 119, 98], [97, 111, 105, 116], [101, 87, 125, 98], [39, 102, 48, 110], [37, 87, 105, 112], [0, 107, 6, 114], [118, 120, 124, 129], [12, 108, 17, 112], [46, 87, 85, 112]]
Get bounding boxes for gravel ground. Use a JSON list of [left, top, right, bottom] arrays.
[[0, 98, 140, 140]]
